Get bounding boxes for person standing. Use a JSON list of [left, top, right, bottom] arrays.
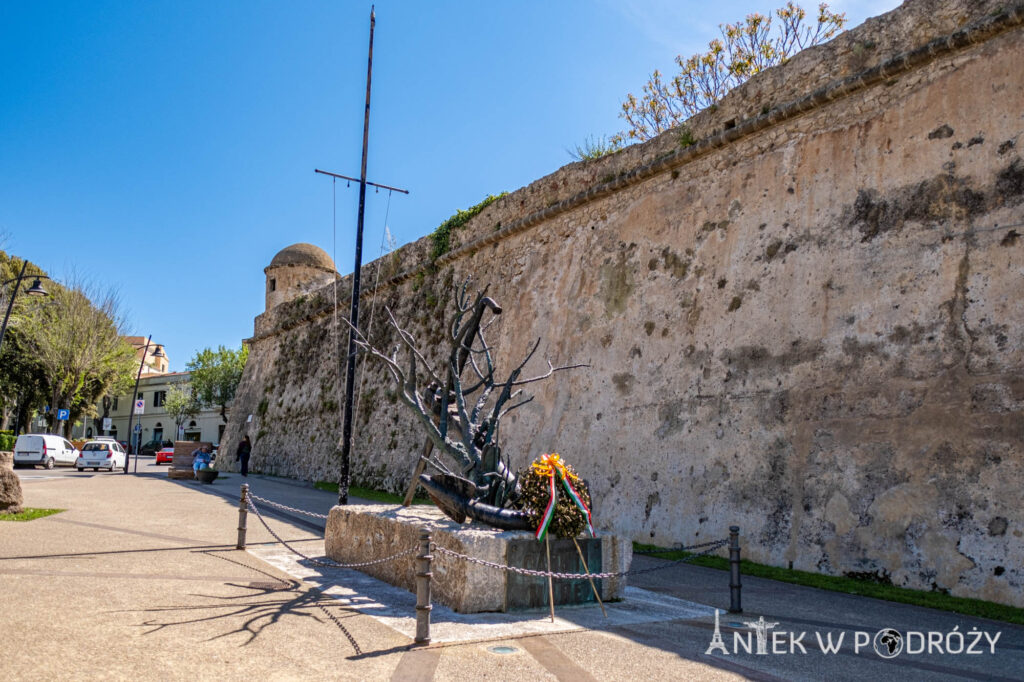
[[236, 435, 252, 477]]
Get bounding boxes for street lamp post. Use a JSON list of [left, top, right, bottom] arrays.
[[0, 260, 50, 354], [124, 336, 163, 474]]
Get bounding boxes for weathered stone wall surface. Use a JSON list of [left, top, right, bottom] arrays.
[[224, 0, 1024, 606]]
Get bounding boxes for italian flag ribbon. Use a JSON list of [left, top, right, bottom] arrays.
[[532, 453, 596, 541]]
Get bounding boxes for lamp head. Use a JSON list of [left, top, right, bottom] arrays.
[[26, 278, 48, 297]]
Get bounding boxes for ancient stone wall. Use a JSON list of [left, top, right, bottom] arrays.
[[223, 0, 1024, 606]]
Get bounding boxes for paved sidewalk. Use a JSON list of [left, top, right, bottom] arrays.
[[3, 466, 1023, 681]]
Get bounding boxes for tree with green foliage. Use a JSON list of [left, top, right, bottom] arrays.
[[612, 2, 846, 145], [163, 382, 200, 439], [186, 345, 249, 423], [0, 332, 47, 434], [0, 253, 47, 432], [13, 278, 137, 437]]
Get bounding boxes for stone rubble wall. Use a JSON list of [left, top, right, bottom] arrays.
[[223, 0, 1024, 606]]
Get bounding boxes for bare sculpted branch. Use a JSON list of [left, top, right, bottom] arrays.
[[353, 279, 584, 520]]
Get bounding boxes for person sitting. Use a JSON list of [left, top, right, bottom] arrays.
[[192, 445, 212, 474]]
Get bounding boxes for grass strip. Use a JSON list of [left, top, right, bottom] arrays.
[[633, 542, 1024, 625], [313, 481, 432, 505], [0, 508, 64, 522]]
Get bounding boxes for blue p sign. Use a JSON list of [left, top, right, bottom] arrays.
[[57, 408, 70, 421]]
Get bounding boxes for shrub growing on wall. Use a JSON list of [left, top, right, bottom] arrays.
[[615, 2, 846, 143]]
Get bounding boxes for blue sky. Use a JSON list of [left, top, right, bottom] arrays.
[[1, 1, 899, 371]]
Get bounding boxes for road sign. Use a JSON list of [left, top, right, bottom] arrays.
[[103, 417, 112, 431], [56, 408, 70, 421], [134, 399, 145, 415], [134, 423, 142, 434]]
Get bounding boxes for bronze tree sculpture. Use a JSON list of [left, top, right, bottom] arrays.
[[349, 280, 584, 529]]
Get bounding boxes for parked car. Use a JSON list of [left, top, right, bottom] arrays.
[[13, 434, 80, 469], [139, 439, 174, 457], [155, 446, 175, 465], [76, 440, 127, 472]]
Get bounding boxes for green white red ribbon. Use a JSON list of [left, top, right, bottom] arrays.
[[532, 453, 596, 541], [535, 473, 558, 541]]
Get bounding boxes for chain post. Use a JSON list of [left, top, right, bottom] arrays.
[[236, 484, 249, 550], [414, 528, 433, 645], [728, 525, 742, 613]]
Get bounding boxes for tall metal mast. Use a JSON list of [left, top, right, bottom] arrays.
[[327, 6, 408, 505]]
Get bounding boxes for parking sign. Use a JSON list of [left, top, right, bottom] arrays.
[[57, 408, 70, 421], [134, 399, 145, 414]]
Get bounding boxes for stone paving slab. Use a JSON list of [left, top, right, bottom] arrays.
[[252, 543, 714, 643]]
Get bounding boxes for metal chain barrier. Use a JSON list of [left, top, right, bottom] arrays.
[[627, 539, 731, 576], [247, 496, 417, 569], [248, 492, 329, 520], [238, 484, 743, 647], [433, 537, 730, 581], [241, 487, 735, 583], [634, 539, 732, 555]]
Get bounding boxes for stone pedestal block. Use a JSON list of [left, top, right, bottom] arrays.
[[325, 504, 631, 613]]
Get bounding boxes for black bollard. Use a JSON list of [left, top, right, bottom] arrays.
[[728, 526, 742, 613], [414, 529, 433, 645], [236, 484, 249, 550]]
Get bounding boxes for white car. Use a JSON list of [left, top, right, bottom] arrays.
[[76, 439, 127, 472], [13, 434, 80, 469]]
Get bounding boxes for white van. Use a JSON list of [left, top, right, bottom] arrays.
[[12, 434, 80, 469]]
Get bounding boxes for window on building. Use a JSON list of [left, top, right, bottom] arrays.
[[112, 397, 119, 411], [269, 278, 276, 292], [154, 390, 166, 407]]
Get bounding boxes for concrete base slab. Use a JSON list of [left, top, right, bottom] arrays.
[[251, 544, 714, 644], [325, 504, 631, 613]]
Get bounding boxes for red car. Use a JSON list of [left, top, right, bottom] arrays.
[[155, 447, 175, 465]]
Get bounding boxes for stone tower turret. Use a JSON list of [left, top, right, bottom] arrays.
[[264, 243, 336, 311]]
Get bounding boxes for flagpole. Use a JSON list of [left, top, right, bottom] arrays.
[[337, 6, 375, 505]]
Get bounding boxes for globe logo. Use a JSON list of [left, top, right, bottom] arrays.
[[873, 628, 904, 658]]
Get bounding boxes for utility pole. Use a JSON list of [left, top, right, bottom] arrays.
[[124, 335, 151, 474], [319, 6, 408, 505]]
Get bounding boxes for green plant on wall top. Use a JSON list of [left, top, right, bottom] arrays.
[[430, 193, 507, 260], [614, 2, 846, 144], [568, 135, 624, 161]]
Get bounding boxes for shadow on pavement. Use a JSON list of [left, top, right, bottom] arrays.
[[115, 548, 367, 655]]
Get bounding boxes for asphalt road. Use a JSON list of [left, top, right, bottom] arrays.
[[15, 455, 187, 478]]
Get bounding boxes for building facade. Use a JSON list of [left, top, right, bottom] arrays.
[[67, 373, 225, 448]]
